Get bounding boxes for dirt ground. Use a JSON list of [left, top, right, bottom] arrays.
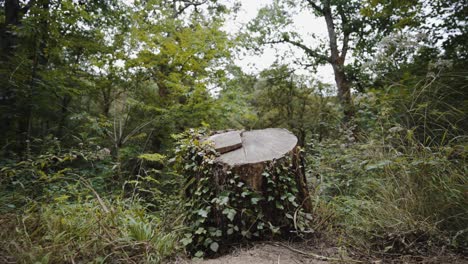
[[197, 243, 330, 264], [172, 241, 468, 264]]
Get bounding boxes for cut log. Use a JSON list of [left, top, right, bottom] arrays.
[[206, 128, 312, 212]]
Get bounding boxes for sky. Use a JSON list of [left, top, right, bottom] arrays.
[[223, 0, 335, 85]]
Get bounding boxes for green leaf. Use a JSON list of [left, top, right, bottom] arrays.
[[275, 201, 284, 210], [198, 209, 209, 218], [222, 208, 236, 221], [210, 242, 219, 252], [251, 197, 261, 205], [365, 160, 392, 170], [138, 153, 166, 163], [195, 227, 206, 234], [219, 195, 229, 205], [181, 236, 192, 246]]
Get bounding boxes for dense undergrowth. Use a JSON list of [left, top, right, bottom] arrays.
[[0, 144, 183, 263], [1, 0, 467, 262], [1, 73, 467, 262], [307, 76, 468, 255], [310, 136, 467, 254]]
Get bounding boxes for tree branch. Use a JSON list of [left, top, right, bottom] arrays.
[[337, 4, 350, 60], [267, 38, 331, 64], [305, 0, 323, 14], [175, 0, 208, 17], [21, 0, 35, 15]]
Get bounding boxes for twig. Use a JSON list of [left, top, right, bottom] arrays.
[[267, 242, 363, 263], [73, 174, 110, 213]]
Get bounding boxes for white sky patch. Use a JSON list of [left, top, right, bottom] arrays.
[[223, 0, 335, 85]]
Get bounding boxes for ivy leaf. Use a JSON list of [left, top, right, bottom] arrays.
[[195, 251, 204, 258], [219, 195, 229, 205], [275, 201, 284, 210], [195, 227, 206, 234], [241, 230, 251, 238], [197, 208, 209, 218], [210, 242, 219, 252], [251, 197, 261, 205], [268, 223, 280, 234], [257, 222, 264, 230], [180, 236, 192, 246], [222, 208, 236, 221]]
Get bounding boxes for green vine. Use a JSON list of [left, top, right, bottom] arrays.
[[174, 129, 310, 257]]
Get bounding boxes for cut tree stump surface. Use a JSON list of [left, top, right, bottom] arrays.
[[207, 128, 298, 166], [207, 130, 243, 154], [205, 127, 312, 211]]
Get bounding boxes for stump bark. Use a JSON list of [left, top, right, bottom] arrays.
[[207, 128, 312, 212]]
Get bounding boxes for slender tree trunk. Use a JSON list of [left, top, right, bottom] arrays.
[[16, 0, 50, 154], [57, 95, 72, 138], [323, 3, 354, 121], [1, 0, 22, 148], [1, 0, 21, 60], [102, 86, 112, 117], [331, 61, 354, 120]]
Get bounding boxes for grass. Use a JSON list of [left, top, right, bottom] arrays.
[[0, 198, 182, 263], [310, 130, 467, 255]]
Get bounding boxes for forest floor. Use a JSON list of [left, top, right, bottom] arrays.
[[174, 240, 468, 264]]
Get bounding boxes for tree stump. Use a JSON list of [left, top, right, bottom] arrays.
[[207, 128, 312, 212], [177, 128, 313, 256]]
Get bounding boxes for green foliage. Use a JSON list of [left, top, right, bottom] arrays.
[[1, 0, 467, 260], [0, 142, 113, 211], [308, 89, 468, 254], [173, 129, 310, 257], [219, 64, 342, 145], [0, 138, 183, 263], [0, 198, 181, 263]]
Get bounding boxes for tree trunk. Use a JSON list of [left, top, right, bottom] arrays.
[[331, 61, 354, 121], [57, 95, 72, 138], [323, 3, 354, 120], [1, 0, 21, 60], [0, 0, 22, 147]]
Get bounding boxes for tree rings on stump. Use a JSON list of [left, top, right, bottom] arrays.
[[206, 128, 312, 212]]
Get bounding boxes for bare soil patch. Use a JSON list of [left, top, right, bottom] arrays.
[[172, 241, 468, 264]]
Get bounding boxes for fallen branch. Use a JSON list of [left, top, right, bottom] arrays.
[[267, 242, 363, 263]]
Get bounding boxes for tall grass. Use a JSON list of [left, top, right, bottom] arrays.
[[0, 198, 182, 263], [309, 72, 468, 255]]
